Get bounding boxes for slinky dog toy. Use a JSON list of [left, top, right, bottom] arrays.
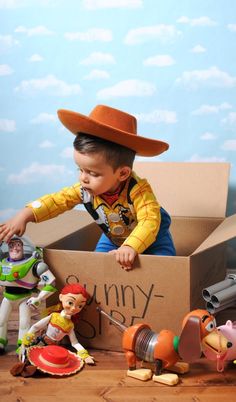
[[97, 307, 232, 385]]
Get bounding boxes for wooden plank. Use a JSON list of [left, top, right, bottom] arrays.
[[1, 351, 236, 402], [96, 387, 236, 402]]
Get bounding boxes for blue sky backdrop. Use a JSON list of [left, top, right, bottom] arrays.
[[0, 0, 236, 263]]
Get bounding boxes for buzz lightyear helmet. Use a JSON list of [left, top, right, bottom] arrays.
[[0, 235, 37, 258]]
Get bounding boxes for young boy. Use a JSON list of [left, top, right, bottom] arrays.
[[0, 105, 176, 269]]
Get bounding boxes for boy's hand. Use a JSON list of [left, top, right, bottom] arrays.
[[108, 245, 137, 270], [0, 208, 35, 243]]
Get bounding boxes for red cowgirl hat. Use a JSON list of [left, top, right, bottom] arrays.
[[27, 345, 84, 376], [57, 104, 169, 157]]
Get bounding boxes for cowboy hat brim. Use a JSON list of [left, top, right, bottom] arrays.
[[27, 346, 84, 376], [57, 109, 169, 157]]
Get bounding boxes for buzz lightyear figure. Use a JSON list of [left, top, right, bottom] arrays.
[[0, 236, 57, 352]]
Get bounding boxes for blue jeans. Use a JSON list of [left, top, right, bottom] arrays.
[[95, 207, 176, 256]]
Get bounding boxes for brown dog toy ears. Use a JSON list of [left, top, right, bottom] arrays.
[[178, 316, 202, 363]]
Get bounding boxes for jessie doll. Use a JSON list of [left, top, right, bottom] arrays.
[[20, 283, 94, 365]]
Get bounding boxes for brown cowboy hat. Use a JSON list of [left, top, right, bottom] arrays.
[[57, 105, 169, 157]]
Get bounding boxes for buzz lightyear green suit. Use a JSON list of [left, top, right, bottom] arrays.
[[0, 236, 57, 351]]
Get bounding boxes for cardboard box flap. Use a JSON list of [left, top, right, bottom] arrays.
[[192, 214, 236, 255], [134, 162, 230, 218], [25, 209, 93, 248]]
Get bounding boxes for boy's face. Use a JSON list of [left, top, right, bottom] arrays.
[[59, 292, 87, 316], [74, 150, 130, 195]]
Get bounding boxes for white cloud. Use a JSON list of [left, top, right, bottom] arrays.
[[192, 102, 232, 115], [80, 52, 116, 65], [187, 153, 226, 162], [136, 109, 177, 124], [97, 79, 155, 99], [7, 162, 73, 184], [83, 69, 110, 80], [191, 45, 206, 53], [65, 28, 112, 42], [176, 66, 236, 89], [0, 119, 16, 132], [124, 25, 181, 45], [222, 112, 236, 127], [0, 64, 14, 75], [39, 140, 55, 148], [28, 54, 43, 62], [83, 0, 142, 9], [135, 155, 159, 162], [143, 54, 175, 67], [227, 24, 236, 32], [177, 16, 217, 26], [221, 140, 236, 151], [15, 74, 82, 96], [0, 35, 19, 52], [200, 132, 217, 140], [15, 25, 54, 36], [30, 113, 57, 124], [60, 147, 73, 158]]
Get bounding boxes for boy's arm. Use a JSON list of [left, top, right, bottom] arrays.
[[26, 184, 82, 223], [122, 179, 161, 254], [0, 184, 82, 243], [109, 178, 161, 270]]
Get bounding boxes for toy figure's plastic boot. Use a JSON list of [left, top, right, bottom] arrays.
[[18, 299, 32, 341], [0, 297, 12, 349]]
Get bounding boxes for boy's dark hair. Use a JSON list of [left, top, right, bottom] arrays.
[[73, 132, 136, 171]]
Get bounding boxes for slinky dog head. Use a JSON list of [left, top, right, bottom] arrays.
[[202, 320, 235, 371], [178, 309, 217, 362]]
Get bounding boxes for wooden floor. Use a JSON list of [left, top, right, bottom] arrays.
[[1, 333, 236, 402], [1, 292, 236, 401]]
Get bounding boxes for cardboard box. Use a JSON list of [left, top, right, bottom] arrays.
[[25, 162, 236, 352]]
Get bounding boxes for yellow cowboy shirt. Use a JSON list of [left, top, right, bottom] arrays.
[[27, 172, 161, 254]]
